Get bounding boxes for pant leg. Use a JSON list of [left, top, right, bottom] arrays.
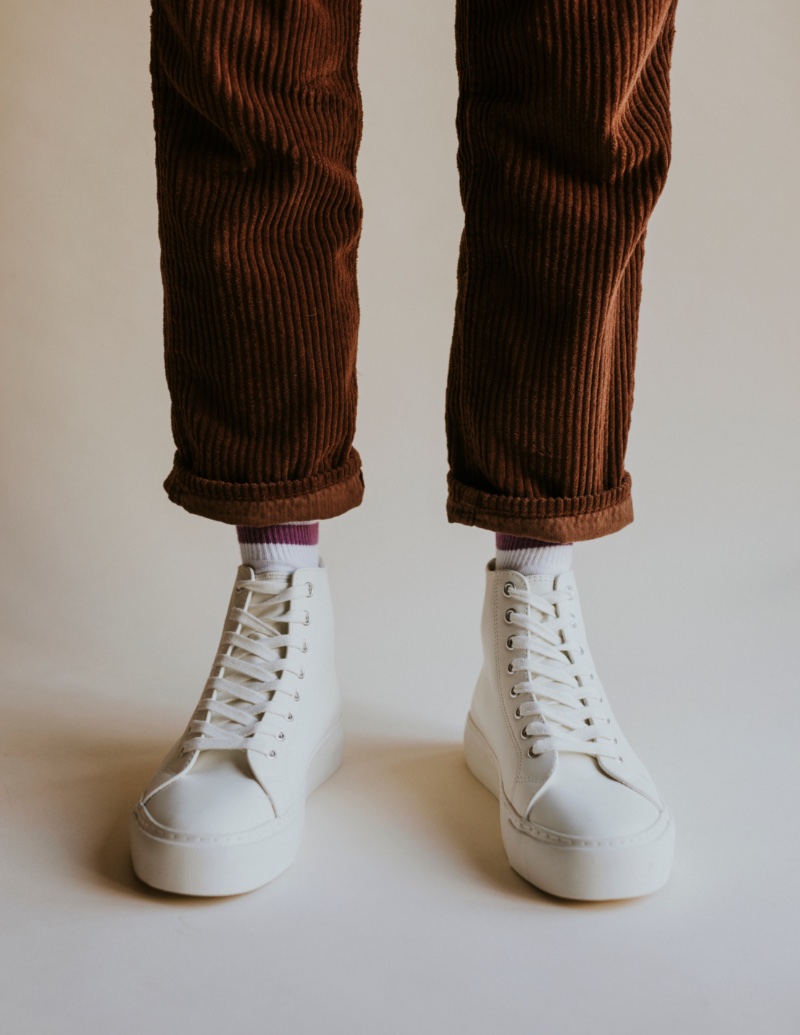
[[150, 0, 364, 525], [446, 0, 678, 542]]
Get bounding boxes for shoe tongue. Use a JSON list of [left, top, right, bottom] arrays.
[[252, 567, 289, 583], [522, 572, 559, 592], [251, 567, 292, 589]]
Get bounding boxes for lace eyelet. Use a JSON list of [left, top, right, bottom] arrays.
[[503, 582, 514, 597], [514, 706, 522, 719], [306, 582, 314, 597], [293, 691, 300, 701], [520, 728, 531, 740], [287, 713, 294, 722], [278, 731, 285, 741], [509, 686, 520, 698], [298, 667, 305, 679], [303, 612, 311, 625], [301, 641, 309, 653], [569, 614, 578, 629], [579, 646, 585, 655], [507, 662, 514, 674], [506, 636, 514, 650], [269, 750, 277, 758], [528, 746, 540, 758], [504, 609, 514, 624]]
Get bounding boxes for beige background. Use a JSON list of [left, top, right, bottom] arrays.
[[2, 1, 799, 1031]]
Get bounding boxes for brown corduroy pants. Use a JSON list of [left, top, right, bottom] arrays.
[[150, 0, 677, 543]]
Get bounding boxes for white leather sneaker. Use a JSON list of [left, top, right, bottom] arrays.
[[130, 562, 344, 896], [464, 561, 675, 900]]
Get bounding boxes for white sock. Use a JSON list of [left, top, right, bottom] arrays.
[[495, 534, 573, 576], [236, 522, 320, 573]]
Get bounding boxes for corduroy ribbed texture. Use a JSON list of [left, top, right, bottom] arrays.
[[151, 0, 365, 525], [150, 0, 678, 542], [446, 0, 678, 541]]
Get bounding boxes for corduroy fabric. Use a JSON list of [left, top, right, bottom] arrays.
[[149, 0, 677, 542], [151, 0, 365, 526], [446, 0, 678, 541]]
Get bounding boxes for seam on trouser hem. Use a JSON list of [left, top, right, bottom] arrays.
[[163, 451, 364, 526], [446, 472, 633, 542]]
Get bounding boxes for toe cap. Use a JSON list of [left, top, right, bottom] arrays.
[[143, 751, 276, 837], [527, 754, 661, 842]]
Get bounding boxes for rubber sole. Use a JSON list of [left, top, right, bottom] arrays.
[[464, 713, 675, 901], [130, 722, 345, 897]]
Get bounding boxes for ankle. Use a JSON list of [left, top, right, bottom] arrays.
[[237, 522, 320, 572], [494, 533, 573, 576]]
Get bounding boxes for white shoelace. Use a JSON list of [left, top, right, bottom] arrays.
[[183, 576, 312, 757], [504, 583, 619, 761]]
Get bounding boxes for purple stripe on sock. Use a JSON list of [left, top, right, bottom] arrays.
[[237, 523, 319, 546], [495, 534, 573, 550]]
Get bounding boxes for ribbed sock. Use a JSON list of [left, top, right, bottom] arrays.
[[495, 534, 573, 576], [237, 522, 320, 572]]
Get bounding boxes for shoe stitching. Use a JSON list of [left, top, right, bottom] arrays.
[[503, 795, 671, 850], [506, 818, 671, 850], [133, 803, 300, 847]]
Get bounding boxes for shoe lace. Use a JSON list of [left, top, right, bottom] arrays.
[[182, 576, 312, 757], [504, 583, 618, 761]]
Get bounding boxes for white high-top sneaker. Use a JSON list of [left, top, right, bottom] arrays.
[[130, 562, 344, 896], [464, 561, 675, 900]]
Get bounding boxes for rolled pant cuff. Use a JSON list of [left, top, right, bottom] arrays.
[[163, 451, 364, 526], [446, 472, 633, 543]]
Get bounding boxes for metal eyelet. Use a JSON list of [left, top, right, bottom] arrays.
[[298, 667, 305, 679], [506, 636, 514, 650], [504, 609, 514, 624], [507, 662, 514, 674], [268, 750, 277, 758], [303, 612, 311, 625], [503, 582, 514, 597], [520, 728, 531, 740], [306, 582, 314, 597], [287, 713, 294, 722], [528, 746, 540, 758], [514, 706, 522, 719], [293, 691, 301, 701], [509, 686, 520, 698], [278, 731, 285, 741]]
